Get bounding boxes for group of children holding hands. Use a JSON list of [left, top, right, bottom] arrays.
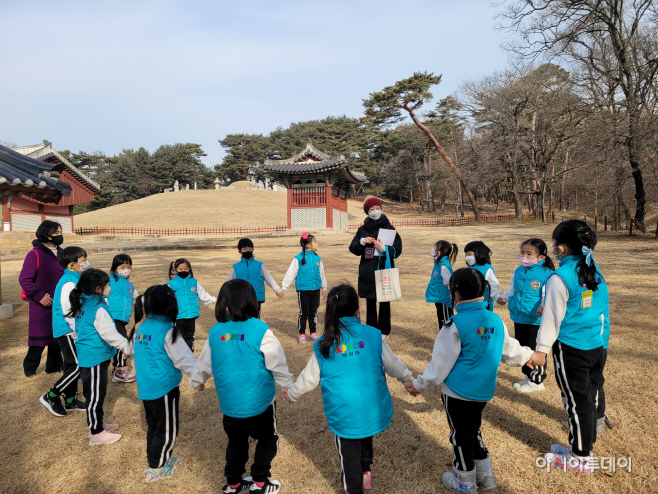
[[35, 219, 610, 493]]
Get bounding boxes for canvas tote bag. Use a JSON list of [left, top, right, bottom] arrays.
[[375, 246, 402, 302]]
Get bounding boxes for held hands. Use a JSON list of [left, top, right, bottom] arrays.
[[281, 388, 294, 403], [277, 290, 285, 299], [39, 293, 53, 307], [536, 307, 544, 316], [526, 351, 547, 370], [322, 289, 327, 301], [196, 384, 205, 392], [405, 382, 420, 397], [496, 299, 507, 306]]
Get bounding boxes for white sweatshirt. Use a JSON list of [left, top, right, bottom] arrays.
[[95, 307, 132, 355], [412, 298, 534, 401], [195, 281, 217, 305], [535, 275, 569, 354], [484, 268, 502, 302], [189, 329, 294, 390], [126, 328, 197, 377], [60, 281, 76, 334], [286, 340, 413, 402], [440, 265, 451, 288], [501, 272, 546, 306], [228, 265, 282, 294], [281, 258, 328, 291]]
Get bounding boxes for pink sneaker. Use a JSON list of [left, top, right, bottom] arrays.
[[363, 471, 372, 490], [112, 367, 136, 383], [88, 423, 119, 437], [89, 430, 122, 446], [298, 335, 307, 344], [309, 333, 319, 342]]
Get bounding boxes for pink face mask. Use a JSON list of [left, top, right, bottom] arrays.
[[519, 257, 539, 268]]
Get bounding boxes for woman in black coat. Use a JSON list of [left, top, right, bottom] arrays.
[[348, 197, 402, 336]]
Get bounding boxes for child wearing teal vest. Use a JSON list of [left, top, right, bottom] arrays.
[[497, 238, 555, 394], [190, 279, 293, 494], [67, 269, 132, 446], [39, 246, 88, 418], [280, 233, 327, 344], [284, 285, 412, 494], [167, 258, 217, 351], [127, 284, 198, 484], [108, 253, 139, 383], [527, 220, 610, 474], [228, 238, 282, 318], [407, 269, 534, 493], [425, 240, 458, 329], [464, 241, 501, 311]]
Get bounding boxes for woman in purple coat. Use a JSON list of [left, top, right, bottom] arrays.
[[19, 220, 65, 377]]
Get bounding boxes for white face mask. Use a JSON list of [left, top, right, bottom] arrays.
[[103, 286, 112, 297], [117, 269, 131, 278], [79, 260, 91, 272], [465, 255, 476, 266], [368, 210, 382, 220], [431, 248, 436, 256]]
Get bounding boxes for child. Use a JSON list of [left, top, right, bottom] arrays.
[[279, 232, 327, 344], [190, 279, 293, 494], [39, 246, 89, 417], [108, 254, 139, 383], [228, 238, 282, 318], [283, 284, 413, 494], [406, 268, 534, 493], [464, 241, 501, 311], [128, 284, 198, 483], [527, 220, 609, 473], [425, 240, 458, 329], [67, 268, 132, 445], [497, 238, 555, 394], [167, 258, 217, 351]]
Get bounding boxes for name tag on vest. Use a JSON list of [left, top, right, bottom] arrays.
[[581, 290, 593, 309]]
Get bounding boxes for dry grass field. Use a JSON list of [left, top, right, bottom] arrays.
[[0, 223, 655, 493]]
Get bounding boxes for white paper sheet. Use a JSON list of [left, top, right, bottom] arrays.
[[374, 228, 397, 256]]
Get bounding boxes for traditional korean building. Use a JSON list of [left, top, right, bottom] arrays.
[[262, 142, 367, 230], [2, 140, 99, 232]]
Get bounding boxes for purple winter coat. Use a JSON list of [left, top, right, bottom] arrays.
[[18, 240, 64, 347]]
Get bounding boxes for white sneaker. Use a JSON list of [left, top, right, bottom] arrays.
[[513, 376, 529, 389], [515, 379, 545, 393]]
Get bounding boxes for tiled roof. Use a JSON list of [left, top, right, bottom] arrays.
[[0, 144, 72, 203]]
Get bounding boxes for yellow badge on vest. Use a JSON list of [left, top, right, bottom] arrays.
[[581, 290, 593, 309]]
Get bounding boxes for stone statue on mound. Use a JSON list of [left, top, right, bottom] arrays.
[[173, 180, 179, 192], [185, 183, 190, 191], [194, 182, 197, 190]]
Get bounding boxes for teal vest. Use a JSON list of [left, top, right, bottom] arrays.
[[552, 255, 608, 351], [508, 262, 552, 325], [108, 274, 135, 322], [444, 301, 506, 401], [313, 317, 394, 439], [134, 315, 182, 400], [75, 294, 117, 368], [469, 263, 495, 311], [425, 257, 453, 305], [167, 275, 200, 319], [208, 318, 276, 418], [294, 251, 322, 291], [52, 270, 81, 338], [233, 258, 266, 301]]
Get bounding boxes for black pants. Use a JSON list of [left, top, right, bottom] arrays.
[[297, 290, 320, 334], [514, 322, 547, 382], [52, 334, 80, 399], [597, 348, 607, 419], [553, 341, 604, 457], [80, 359, 110, 435], [366, 298, 391, 335], [335, 435, 373, 494], [435, 303, 453, 329], [258, 301, 262, 319], [24, 344, 63, 375], [143, 386, 180, 469], [175, 318, 197, 351], [112, 320, 128, 368], [223, 402, 279, 484], [442, 393, 489, 472]]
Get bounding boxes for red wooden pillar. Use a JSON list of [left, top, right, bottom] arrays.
[[39, 203, 45, 222], [286, 188, 292, 229], [325, 185, 333, 228]]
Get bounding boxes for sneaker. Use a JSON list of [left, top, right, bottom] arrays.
[[250, 480, 281, 493], [64, 395, 86, 411], [549, 443, 572, 455], [88, 423, 119, 437], [40, 393, 67, 417], [89, 430, 122, 446], [144, 457, 179, 483], [298, 335, 306, 344], [474, 456, 497, 491], [544, 452, 593, 474], [167, 456, 183, 469], [223, 478, 253, 493], [309, 332, 319, 342], [514, 379, 545, 393], [362, 471, 372, 490], [112, 367, 136, 383], [513, 376, 530, 389], [442, 467, 477, 493]]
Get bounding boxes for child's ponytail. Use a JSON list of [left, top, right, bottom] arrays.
[[299, 232, 315, 266], [320, 285, 360, 359], [65, 268, 110, 318], [67, 286, 83, 319], [553, 220, 600, 291], [434, 240, 458, 265]]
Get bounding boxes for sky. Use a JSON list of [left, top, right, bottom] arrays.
[[0, 1, 512, 167]]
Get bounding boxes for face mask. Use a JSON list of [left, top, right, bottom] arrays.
[[553, 247, 563, 261], [178, 271, 190, 278], [117, 268, 131, 278], [49, 235, 64, 246], [79, 260, 91, 272], [465, 255, 476, 266], [431, 248, 436, 256], [103, 286, 111, 297], [520, 257, 539, 268], [242, 252, 253, 259], [368, 210, 382, 221], [312, 244, 319, 253]]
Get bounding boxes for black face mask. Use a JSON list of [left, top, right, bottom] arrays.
[[49, 235, 64, 246], [177, 271, 190, 278], [242, 252, 253, 259]]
